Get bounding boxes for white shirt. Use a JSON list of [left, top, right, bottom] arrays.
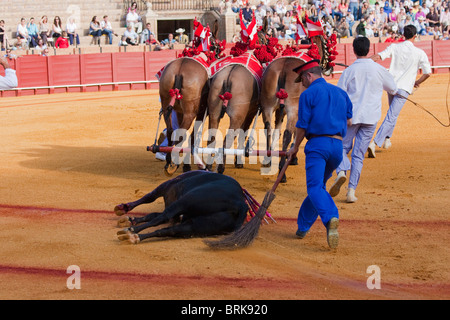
[[0, 69, 18, 90], [100, 20, 112, 30], [66, 22, 77, 33], [17, 24, 28, 37], [338, 58, 397, 125], [378, 40, 432, 94]]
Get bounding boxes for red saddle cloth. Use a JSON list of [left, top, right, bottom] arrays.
[[208, 51, 264, 89], [155, 53, 211, 81]]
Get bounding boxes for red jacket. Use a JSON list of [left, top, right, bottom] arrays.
[[55, 37, 69, 48]]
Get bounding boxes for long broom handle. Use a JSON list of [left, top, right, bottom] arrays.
[[269, 154, 292, 194]]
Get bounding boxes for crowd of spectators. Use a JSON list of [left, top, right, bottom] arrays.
[[223, 0, 450, 42], [1, 0, 449, 56]]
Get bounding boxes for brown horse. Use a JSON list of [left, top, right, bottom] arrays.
[[158, 57, 210, 175], [260, 35, 332, 183], [158, 22, 222, 175], [204, 19, 269, 174], [205, 62, 261, 174]]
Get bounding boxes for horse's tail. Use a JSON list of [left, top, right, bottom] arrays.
[[168, 74, 183, 110], [276, 70, 288, 114], [219, 79, 232, 119]]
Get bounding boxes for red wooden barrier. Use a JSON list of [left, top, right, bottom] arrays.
[[1, 40, 449, 97]]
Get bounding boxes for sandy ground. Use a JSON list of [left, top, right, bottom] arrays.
[[0, 74, 449, 301]]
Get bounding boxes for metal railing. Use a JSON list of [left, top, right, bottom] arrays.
[[123, 0, 213, 12]]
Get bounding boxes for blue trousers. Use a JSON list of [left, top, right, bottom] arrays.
[[373, 89, 408, 147], [297, 137, 343, 232], [337, 123, 377, 190]]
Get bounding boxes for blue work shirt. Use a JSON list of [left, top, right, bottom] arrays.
[[296, 77, 353, 139]]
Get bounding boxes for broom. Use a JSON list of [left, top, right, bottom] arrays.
[[204, 155, 293, 250]]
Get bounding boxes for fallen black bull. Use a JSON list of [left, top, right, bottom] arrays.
[[115, 170, 276, 246]]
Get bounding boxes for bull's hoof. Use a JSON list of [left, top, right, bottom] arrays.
[[117, 229, 140, 244], [280, 174, 287, 184], [117, 216, 131, 228], [164, 162, 179, 176], [118, 232, 140, 244], [114, 203, 129, 216]]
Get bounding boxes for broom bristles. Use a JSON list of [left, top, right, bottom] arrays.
[[204, 191, 276, 250]]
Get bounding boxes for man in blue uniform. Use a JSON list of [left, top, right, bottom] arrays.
[[287, 59, 353, 249]]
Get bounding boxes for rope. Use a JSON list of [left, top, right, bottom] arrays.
[[399, 70, 450, 128]]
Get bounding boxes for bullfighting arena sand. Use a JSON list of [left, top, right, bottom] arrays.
[[0, 74, 449, 301]]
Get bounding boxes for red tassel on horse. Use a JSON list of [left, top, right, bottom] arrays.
[[276, 89, 288, 105]]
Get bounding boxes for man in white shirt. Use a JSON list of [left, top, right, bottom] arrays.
[[367, 25, 431, 157], [100, 15, 117, 45], [329, 37, 397, 203], [0, 57, 18, 90]]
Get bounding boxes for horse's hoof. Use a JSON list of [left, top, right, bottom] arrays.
[[205, 164, 213, 172], [235, 163, 244, 169], [291, 156, 298, 166], [164, 162, 179, 176], [114, 203, 129, 216], [182, 164, 191, 173], [117, 216, 131, 228], [217, 165, 225, 174]]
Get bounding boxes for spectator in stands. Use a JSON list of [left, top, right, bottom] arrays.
[[349, 0, 360, 21], [35, 38, 47, 53], [427, 6, 440, 28], [12, 36, 27, 50], [100, 15, 118, 45], [27, 17, 40, 48], [41, 47, 49, 56], [377, 7, 389, 31], [17, 18, 30, 48], [89, 16, 102, 45], [66, 18, 80, 46], [52, 16, 63, 42], [275, 0, 287, 18], [441, 7, 450, 32], [443, 29, 450, 40], [122, 25, 139, 46], [231, 0, 242, 13], [415, 6, 426, 21], [39, 16, 51, 46], [416, 16, 427, 35], [140, 23, 154, 44], [161, 33, 177, 49], [356, 18, 367, 37], [360, 1, 370, 19], [0, 20, 7, 51], [0, 56, 18, 90], [55, 31, 69, 48], [336, 15, 350, 38], [175, 28, 189, 45], [4, 48, 17, 59], [242, 2, 254, 25], [126, 1, 143, 34]]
